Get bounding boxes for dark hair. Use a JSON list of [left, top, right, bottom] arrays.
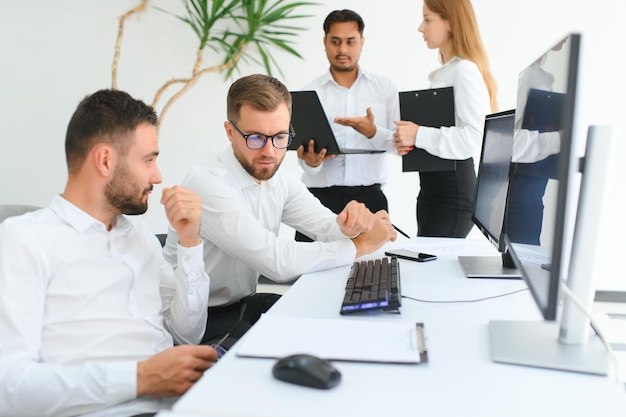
[[65, 89, 157, 174], [323, 9, 364, 35], [226, 74, 291, 122]]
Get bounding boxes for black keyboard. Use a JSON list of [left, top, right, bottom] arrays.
[[340, 257, 401, 314]]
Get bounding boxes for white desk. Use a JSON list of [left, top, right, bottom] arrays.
[[171, 238, 626, 416]]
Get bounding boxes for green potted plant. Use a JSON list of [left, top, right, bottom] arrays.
[[112, 0, 316, 133]]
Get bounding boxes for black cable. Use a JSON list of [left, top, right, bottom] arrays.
[[402, 288, 528, 304]]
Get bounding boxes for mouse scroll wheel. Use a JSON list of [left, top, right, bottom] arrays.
[[286, 359, 300, 368]]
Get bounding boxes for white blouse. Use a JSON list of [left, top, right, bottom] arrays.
[[416, 56, 491, 161]]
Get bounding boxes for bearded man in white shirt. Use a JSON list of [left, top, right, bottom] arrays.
[[164, 74, 397, 349], [295, 9, 400, 242], [0, 89, 217, 417]]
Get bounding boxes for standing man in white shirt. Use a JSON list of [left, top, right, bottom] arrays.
[[0, 90, 216, 417], [164, 74, 397, 350], [295, 9, 400, 241]]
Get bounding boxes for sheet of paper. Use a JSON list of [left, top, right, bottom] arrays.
[[235, 315, 423, 364], [404, 237, 498, 257]]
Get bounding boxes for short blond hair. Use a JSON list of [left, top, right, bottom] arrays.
[[226, 74, 292, 122]]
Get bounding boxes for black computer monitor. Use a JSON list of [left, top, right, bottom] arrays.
[[489, 33, 610, 374], [458, 110, 520, 279]]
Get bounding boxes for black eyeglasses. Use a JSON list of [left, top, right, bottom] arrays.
[[229, 120, 295, 150]]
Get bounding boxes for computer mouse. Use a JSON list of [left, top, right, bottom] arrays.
[[272, 353, 341, 389]]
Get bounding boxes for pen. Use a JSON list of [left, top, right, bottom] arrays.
[[213, 332, 230, 349], [211, 332, 230, 360], [212, 303, 247, 355], [392, 224, 411, 239]]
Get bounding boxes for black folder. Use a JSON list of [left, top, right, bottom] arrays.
[[399, 87, 457, 172], [513, 88, 566, 180], [521, 88, 565, 133], [288, 90, 386, 155]]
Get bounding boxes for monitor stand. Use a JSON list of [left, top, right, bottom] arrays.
[[459, 252, 521, 279], [488, 125, 615, 376], [489, 320, 608, 375]]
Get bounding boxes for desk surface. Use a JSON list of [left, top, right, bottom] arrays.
[[171, 238, 626, 417]]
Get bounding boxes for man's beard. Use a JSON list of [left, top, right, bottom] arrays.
[[105, 163, 151, 215], [234, 148, 284, 182], [331, 56, 357, 72]]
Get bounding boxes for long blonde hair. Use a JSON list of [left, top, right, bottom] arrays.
[[425, 0, 498, 112]]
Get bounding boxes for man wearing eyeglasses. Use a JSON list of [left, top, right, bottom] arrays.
[[164, 74, 397, 349]]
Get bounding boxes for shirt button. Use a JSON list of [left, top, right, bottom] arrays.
[[185, 255, 191, 262]]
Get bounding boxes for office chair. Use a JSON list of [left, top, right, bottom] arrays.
[[1, 205, 169, 250], [156, 233, 167, 247], [0, 204, 41, 224]]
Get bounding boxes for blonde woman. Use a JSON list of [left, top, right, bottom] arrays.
[[394, 0, 497, 237]]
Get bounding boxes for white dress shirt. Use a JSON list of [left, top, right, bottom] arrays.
[[298, 68, 400, 188], [416, 56, 491, 161], [0, 195, 209, 417], [163, 147, 357, 307]]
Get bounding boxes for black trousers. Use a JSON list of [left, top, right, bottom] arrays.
[[417, 158, 476, 238], [201, 293, 281, 350], [295, 184, 388, 242]]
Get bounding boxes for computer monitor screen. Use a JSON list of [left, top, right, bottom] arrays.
[[506, 35, 579, 321], [490, 33, 609, 375], [473, 110, 516, 252], [458, 110, 520, 278]]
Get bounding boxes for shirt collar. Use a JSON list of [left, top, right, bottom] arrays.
[[321, 66, 368, 88], [444, 56, 461, 66], [429, 56, 462, 82], [49, 194, 132, 235]]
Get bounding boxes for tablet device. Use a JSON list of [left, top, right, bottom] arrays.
[[289, 90, 386, 155]]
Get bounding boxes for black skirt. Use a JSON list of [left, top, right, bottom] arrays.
[[416, 158, 476, 238]]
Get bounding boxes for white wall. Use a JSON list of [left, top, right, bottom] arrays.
[[1, 0, 624, 286]]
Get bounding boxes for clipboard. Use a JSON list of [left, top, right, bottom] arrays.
[[235, 314, 428, 364], [399, 87, 457, 172], [521, 88, 565, 133], [288, 90, 386, 155]]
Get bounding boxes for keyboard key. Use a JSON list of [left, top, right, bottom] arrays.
[[340, 256, 401, 314]]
